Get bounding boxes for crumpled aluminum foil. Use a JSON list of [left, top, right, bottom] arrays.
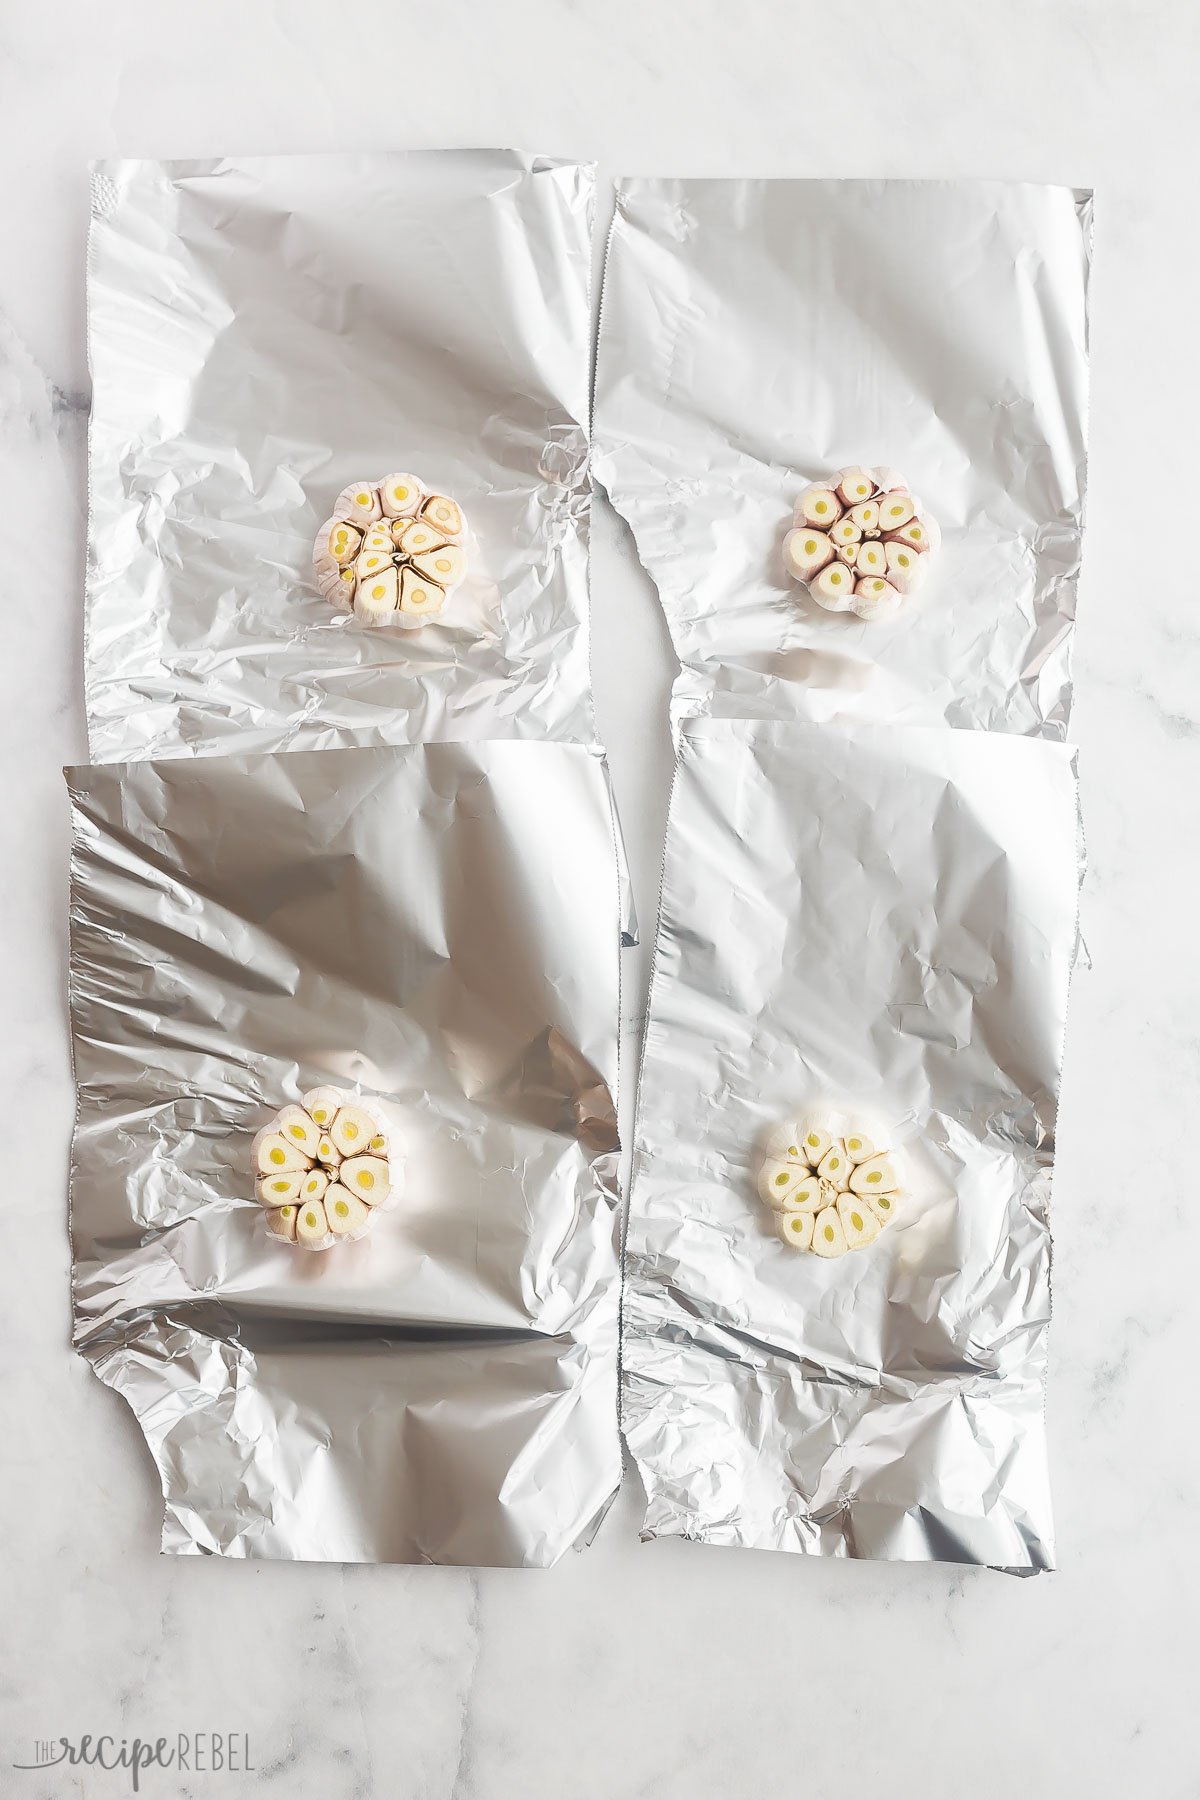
[[594, 178, 1091, 739], [67, 741, 623, 1566], [84, 149, 638, 946], [86, 151, 598, 762], [623, 718, 1080, 1571]]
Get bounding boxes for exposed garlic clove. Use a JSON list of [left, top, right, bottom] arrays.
[[855, 540, 887, 580], [835, 469, 877, 508], [811, 561, 856, 610], [837, 1193, 881, 1249], [399, 565, 446, 619], [339, 1153, 391, 1206], [360, 523, 396, 559], [353, 548, 393, 584], [324, 1184, 372, 1236], [325, 520, 362, 566], [849, 1152, 902, 1196], [252, 1129, 309, 1176], [421, 495, 464, 539], [835, 541, 859, 568], [783, 527, 835, 582], [863, 1187, 900, 1226], [265, 1205, 299, 1242], [876, 492, 916, 532], [412, 545, 466, 590], [780, 1169, 824, 1213], [329, 1104, 379, 1158], [300, 1168, 330, 1206], [295, 1198, 332, 1249], [758, 1159, 808, 1208], [397, 519, 449, 557], [884, 541, 926, 593], [795, 1121, 832, 1167], [843, 1130, 877, 1165], [816, 1143, 851, 1190], [354, 565, 400, 624], [848, 500, 880, 534], [336, 483, 383, 526], [886, 517, 932, 551], [316, 1135, 342, 1169], [302, 1088, 344, 1131], [830, 517, 863, 548], [275, 1104, 321, 1159], [379, 473, 424, 519], [810, 1207, 849, 1257], [795, 485, 843, 529], [257, 1171, 304, 1206], [777, 1210, 815, 1251]]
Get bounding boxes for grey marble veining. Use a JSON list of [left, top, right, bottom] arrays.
[[2, 0, 1199, 1794]]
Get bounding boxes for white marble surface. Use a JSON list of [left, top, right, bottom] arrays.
[[2, 1, 1197, 1794]]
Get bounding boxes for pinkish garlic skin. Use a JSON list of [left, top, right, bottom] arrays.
[[317, 564, 356, 612], [913, 505, 941, 553], [871, 465, 907, 494], [851, 577, 903, 620]]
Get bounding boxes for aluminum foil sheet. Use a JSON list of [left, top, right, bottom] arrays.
[[86, 151, 598, 762], [67, 741, 623, 1565], [623, 718, 1080, 1570], [594, 179, 1091, 738]]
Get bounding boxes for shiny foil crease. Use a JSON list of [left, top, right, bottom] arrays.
[[623, 719, 1080, 1571], [67, 741, 623, 1565], [85, 151, 598, 761], [594, 178, 1091, 739]]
